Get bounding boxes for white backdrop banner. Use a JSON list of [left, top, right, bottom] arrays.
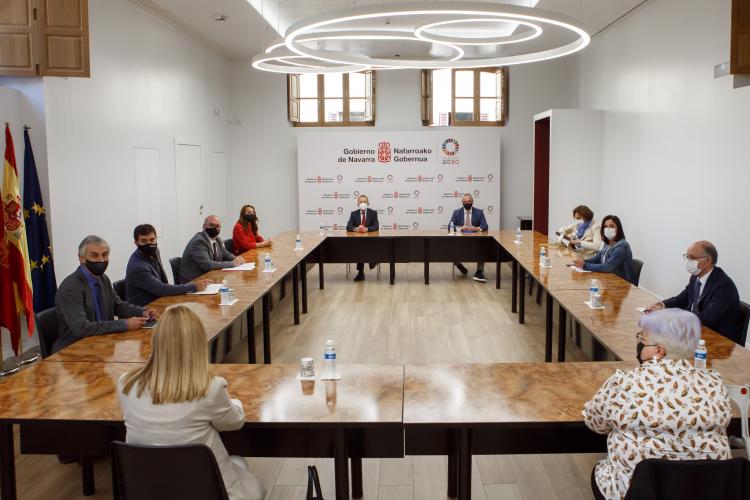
[[297, 130, 501, 232]]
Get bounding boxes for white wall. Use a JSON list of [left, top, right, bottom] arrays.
[[228, 59, 578, 234], [577, 0, 750, 300], [44, 0, 231, 282]]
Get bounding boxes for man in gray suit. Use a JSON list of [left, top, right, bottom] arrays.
[[54, 235, 157, 353], [179, 215, 244, 283]]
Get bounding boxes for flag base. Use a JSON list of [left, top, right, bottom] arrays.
[[0, 357, 20, 377], [18, 346, 40, 365]]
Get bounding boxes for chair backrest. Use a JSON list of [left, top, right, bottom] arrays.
[[624, 457, 750, 500], [111, 441, 229, 500], [727, 384, 750, 458], [224, 238, 234, 255], [169, 257, 182, 285], [738, 300, 750, 347], [113, 279, 127, 301], [35, 308, 60, 358], [631, 258, 644, 287]]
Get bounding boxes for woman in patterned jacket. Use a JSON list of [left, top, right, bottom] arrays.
[[583, 308, 732, 500]]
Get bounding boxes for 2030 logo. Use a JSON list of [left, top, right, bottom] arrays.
[[441, 138, 460, 165]]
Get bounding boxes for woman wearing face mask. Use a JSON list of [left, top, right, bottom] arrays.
[[555, 205, 602, 256], [574, 215, 635, 284], [583, 309, 731, 500], [232, 204, 272, 254]]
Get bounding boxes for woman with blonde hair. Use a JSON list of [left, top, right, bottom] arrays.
[[118, 305, 265, 500], [584, 308, 731, 499]]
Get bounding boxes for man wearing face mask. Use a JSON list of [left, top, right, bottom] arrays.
[[180, 215, 245, 284], [645, 240, 743, 344], [125, 224, 211, 307], [53, 235, 157, 353], [346, 194, 379, 281], [450, 193, 489, 282]]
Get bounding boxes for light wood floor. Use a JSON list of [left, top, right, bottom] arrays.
[[14, 262, 605, 500]]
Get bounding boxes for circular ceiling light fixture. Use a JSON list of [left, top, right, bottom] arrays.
[[250, 2, 590, 73]]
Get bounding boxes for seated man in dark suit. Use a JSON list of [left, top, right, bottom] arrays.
[[126, 224, 211, 307], [346, 194, 379, 282], [645, 240, 743, 344], [179, 215, 245, 284], [54, 235, 157, 353], [450, 193, 489, 282]]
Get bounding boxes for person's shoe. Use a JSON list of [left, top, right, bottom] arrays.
[[473, 270, 487, 282], [369, 262, 377, 270], [455, 263, 468, 276], [353, 272, 365, 282]]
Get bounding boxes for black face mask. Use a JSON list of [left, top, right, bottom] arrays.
[[84, 260, 108, 277], [137, 244, 158, 258], [243, 214, 257, 223], [636, 341, 646, 365], [205, 227, 220, 238], [463, 203, 472, 210]]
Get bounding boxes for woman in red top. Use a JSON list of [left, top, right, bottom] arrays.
[[232, 205, 272, 254]]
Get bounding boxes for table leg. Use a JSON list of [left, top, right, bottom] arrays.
[[334, 429, 350, 500], [447, 448, 458, 498], [351, 456, 363, 498], [81, 456, 95, 496], [458, 429, 472, 500], [262, 293, 271, 364], [300, 262, 308, 314], [518, 268, 525, 324], [424, 239, 430, 285], [319, 247, 325, 290], [0, 423, 16, 500], [545, 291, 553, 362], [292, 266, 300, 326], [511, 260, 518, 313], [558, 306, 567, 362], [389, 239, 395, 285], [495, 253, 501, 290], [246, 306, 256, 364]]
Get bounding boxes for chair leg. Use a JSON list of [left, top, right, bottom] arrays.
[[535, 282, 543, 305], [346, 262, 350, 277], [377, 263, 381, 278], [81, 456, 95, 496]]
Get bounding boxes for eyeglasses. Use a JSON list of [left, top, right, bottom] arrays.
[[682, 254, 707, 261], [636, 331, 645, 342]]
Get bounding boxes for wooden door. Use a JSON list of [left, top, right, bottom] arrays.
[[0, 0, 37, 76], [533, 117, 550, 235]]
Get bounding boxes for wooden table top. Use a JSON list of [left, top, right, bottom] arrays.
[[0, 362, 404, 425], [324, 229, 493, 238], [403, 362, 633, 425]]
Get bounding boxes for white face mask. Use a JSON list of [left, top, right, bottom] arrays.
[[359, 202, 368, 211], [575, 219, 584, 227], [603, 227, 617, 240], [685, 259, 701, 276]]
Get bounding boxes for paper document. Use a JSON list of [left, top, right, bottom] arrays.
[[222, 263, 256, 271], [187, 283, 222, 295], [570, 266, 591, 273]]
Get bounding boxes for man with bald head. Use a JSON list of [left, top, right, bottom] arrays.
[[646, 241, 743, 344], [179, 215, 245, 283]]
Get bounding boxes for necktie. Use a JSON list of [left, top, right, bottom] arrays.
[[361, 210, 365, 226], [212, 241, 218, 260], [692, 278, 702, 312], [93, 280, 104, 321], [465, 210, 471, 226]]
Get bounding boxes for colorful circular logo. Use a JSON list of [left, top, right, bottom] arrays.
[[441, 138, 460, 156]]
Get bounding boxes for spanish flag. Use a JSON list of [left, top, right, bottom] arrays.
[[0, 124, 34, 355]]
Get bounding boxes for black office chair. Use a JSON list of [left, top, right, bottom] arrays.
[[35, 307, 59, 358], [623, 458, 750, 500], [224, 238, 234, 255], [113, 279, 127, 301], [169, 257, 182, 285], [738, 300, 750, 347], [631, 259, 644, 287], [111, 441, 230, 500]]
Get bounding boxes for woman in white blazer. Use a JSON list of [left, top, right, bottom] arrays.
[[118, 305, 265, 500], [556, 205, 603, 256]]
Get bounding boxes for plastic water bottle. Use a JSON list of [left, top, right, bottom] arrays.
[[219, 282, 230, 305], [694, 339, 708, 369], [319, 222, 325, 236], [539, 246, 547, 265], [449, 221, 455, 235], [264, 252, 272, 272], [589, 279, 600, 306], [515, 226, 522, 242], [323, 339, 337, 378], [295, 234, 302, 250]]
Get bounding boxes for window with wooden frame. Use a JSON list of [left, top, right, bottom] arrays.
[[288, 71, 375, 127], [420, 68, 508, 127]]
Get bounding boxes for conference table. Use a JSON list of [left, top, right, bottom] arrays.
[[1, 229, 749, 500]]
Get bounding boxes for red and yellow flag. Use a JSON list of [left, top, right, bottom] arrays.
[[0, 124, 34, 355]]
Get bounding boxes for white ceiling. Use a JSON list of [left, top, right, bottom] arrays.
[[142, 0, 646, 60]]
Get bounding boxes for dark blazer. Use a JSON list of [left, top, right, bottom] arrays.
[[54, 268, 144, 353], [346, 208, 379, 232], [584, 239, 635, 285], [179, 231, 235, 283], [449, 207, 488, 231], [125, 248, 197, 307], [662, 266, 742, 344]]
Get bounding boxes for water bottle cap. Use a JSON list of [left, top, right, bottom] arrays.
[[326, 340, 334, 347], [296, 234, 300, 238], [698, 339, 705, 345]]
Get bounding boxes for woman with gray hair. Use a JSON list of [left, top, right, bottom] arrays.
[[583, 309, 732, 499]]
